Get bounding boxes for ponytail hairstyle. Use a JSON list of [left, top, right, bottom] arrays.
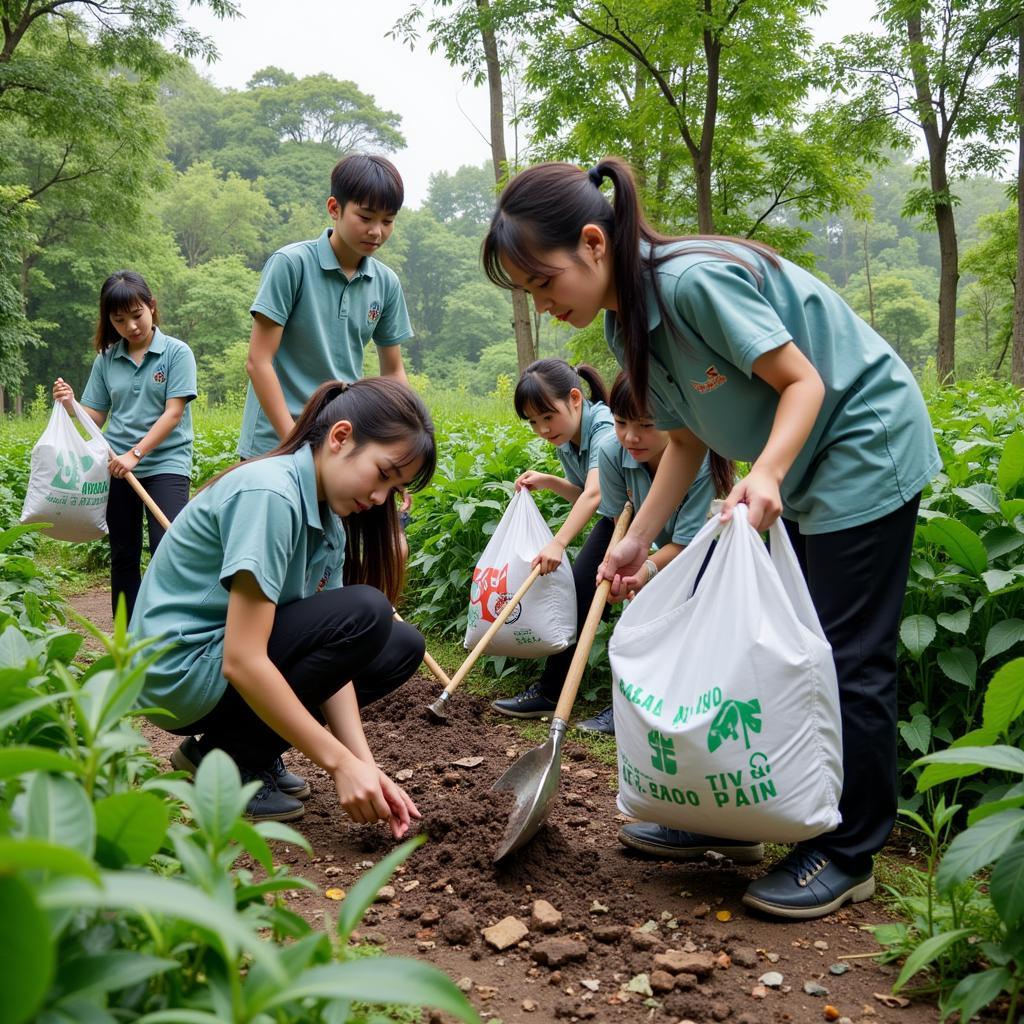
[[483, 158, 780, 416], [513, 358, 608, 420], [95, 270, 159, 354], [204, 378, 435, 605], [608, 371, 735, 499]]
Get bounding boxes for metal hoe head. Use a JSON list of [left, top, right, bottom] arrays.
[[492, 721, 567, 861], [426, 690, 450, 722]]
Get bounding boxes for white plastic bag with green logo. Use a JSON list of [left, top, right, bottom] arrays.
[[464, 488, 577, 657], [20, 400, 110, 541], [609, 504, 842, 843]]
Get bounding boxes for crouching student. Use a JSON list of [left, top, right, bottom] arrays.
[[131, 378, 435, 830], [579, 372, 731, 737]]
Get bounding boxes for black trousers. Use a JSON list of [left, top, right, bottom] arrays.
[[108, 473, 189, 620], [538, 516, 616, 697], [783, 494, 921, 875], [171, 585, 424, 770]]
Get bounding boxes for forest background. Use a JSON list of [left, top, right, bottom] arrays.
[[0, 0, 1022, 413]]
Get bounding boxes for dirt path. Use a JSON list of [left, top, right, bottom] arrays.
[[67, 588, 941, 1024]]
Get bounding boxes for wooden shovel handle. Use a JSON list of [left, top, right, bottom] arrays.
[[393, 612, 452, 687], [444, 564, 543, 696], [553, 502, 633, 723], [124, 470, 172, 531]]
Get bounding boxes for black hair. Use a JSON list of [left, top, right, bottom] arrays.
[[608, 371, 735, 499], [204, 378, 435, 604], [95, 270, 159, 354], [330, 153, 404, 213], [483, 158, 780, 410], [513, 358, 608, 420]]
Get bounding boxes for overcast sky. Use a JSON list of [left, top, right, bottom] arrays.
[[181, 0, 879, 207]]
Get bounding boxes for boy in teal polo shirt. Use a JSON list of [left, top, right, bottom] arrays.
[[239, 153, 414, 459]]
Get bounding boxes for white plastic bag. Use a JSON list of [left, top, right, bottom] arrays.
[[464, 489, 577, 657], [609, 504, 843, 843], [20, 400, 110, 542]]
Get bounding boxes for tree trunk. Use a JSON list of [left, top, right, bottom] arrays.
[[1013, 12, 1024, 387], [695, 6, 719, 234], [863, 223, 875, 329], [476, 0, 535, 372]]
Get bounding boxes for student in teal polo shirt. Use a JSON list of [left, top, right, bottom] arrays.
[[53, 270, 196, 619], [578, 371, 731, 738], [132, 378, 435, 826], [239, 154, 414, 460], [492, 358, 616, 719], [482, 158, 941, 920]]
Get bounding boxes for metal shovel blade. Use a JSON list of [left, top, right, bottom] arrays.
[[425, 690, 450, 722], [492, 721, 566, 861]]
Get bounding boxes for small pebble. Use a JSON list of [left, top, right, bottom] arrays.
[[814, 939, 829, 951], [804, 980, 829, 997], [758, 971, 783, 988], [829, 962, 850, 975]]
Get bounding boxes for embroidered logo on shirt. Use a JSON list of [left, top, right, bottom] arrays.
[[367, 301, 381, 325], [691, 365, 727, 394], [153, 368, 166, 384], [317, 566, 333, 592]]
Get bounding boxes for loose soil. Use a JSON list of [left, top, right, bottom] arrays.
[[69, 589, 943, 1024]]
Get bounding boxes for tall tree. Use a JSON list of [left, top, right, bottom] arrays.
[[827, 0, 1018, 382], [1014, 10, 1024, 387]]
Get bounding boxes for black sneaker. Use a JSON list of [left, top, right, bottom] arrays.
[[577, 705, 614, 736], [492, 682, 557, 718], [742, 847, 875, 920], [618, 823, 764, 863], [240, 768, 305, 823], [171, 738, 310, 800]]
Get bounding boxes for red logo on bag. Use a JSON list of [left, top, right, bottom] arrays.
[[471, 564, 520, 623], [691, 365, 727, 394]]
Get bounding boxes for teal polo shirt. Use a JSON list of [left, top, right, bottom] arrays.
[[604, 242, 940, 534], [555, 399, 616, 489], [80, 328, 196, 478], [598, 438, 715, 547], [238, 228, 414, 457], [130, 445, 346, 727]]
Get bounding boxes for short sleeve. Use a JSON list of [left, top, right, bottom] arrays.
[[81, 354, 111, 413], [596, 439, 628, 519], [673, 261, 791, 377], [250, 252, 302, 327], [373, 273, 413, 345], [671, 463, 716, 545], [166, 342, 198, 402], [215, 488, 301, 603]]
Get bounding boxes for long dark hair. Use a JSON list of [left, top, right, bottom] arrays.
[[608, 371, 735, 499], [205, 378, 435, 604], [513, 358, 608, 420], [483, 158, 780, 410], [94, 270, 159, 354]]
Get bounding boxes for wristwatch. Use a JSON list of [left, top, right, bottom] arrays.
[[132, 447, 143, 459]]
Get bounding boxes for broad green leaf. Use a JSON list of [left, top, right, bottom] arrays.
[[983, 569, 1017, 593], [35, 995, 118, 1024], [78, 667, 147, 740], [25, 773, 95, 857], [0, 838, 99, 881], [94, 792, 169, 869], [924, 518, 987, 576], [916, 729, 1001, 790], [899, 614, 936, 658], [0, 747, 82, 779], [55, 951, 178, 1000], [989, 839, 1024, 927], [228, 819, 273, 874], [1002, 498, 1024, 521], [937, 810, 1024, 893], [0, 625, 32, 669], [937, 647, 977, 688], [915, 745, 1024, 776], [893, 927, 971, 992], [953, 484, 1002, 515], [0, 692, 70, 733], [0, 522, 48, 553], [968, 782, 1024, 825], [135, 1013, 226, 1024], [936, 608, 971, 634], [983, 526, 1024, 561], [46, 632, 83, 665], [193, 749, 247, 846], [336, 834, 426, 944], [898, 714, 931, 754], [0, 875, 54, 1024], [983, 619, 1024, 663], [998, 430, 1024, 492], [941, 967, 1013, 1024], [259, 958, 481, 1023], [982, 658, 1024, 735], [251, 819, 312, 856]]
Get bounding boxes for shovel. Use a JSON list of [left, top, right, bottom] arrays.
[[426, 565, 542, 722], [121, 469, 173, 531], [492, 502, 633, 861]]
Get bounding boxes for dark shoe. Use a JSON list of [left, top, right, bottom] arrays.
[[742, 847, 875, 920], [240, 768, 305, 823], [618, 823, 764, 863], [268, 755, 311, 799], [169, 735, 204, 774], [577, 705, 615, 736], [492, 682, 557, 718]]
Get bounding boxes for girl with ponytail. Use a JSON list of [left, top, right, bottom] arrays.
[[131, 378, 436, 832], [484, 159, 940, 921], [492, 358, 616, 719]]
